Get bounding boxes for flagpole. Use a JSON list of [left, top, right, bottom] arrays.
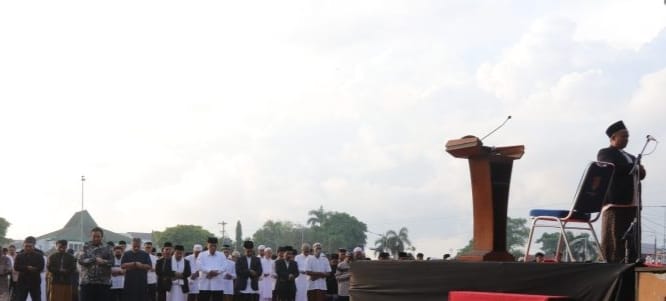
[[81, 175, 85, 245]]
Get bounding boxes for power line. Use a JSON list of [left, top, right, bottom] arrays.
[[643, 216, 665, 229]]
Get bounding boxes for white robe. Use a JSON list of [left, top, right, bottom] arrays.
[[221, 259, 236, 296], [197, 251, 236, 294], [185, 254, 200, 293], [294, 254, 310, 301], [147, 254, 158, 286], [110, 257, 125, 290], [259, 257, 275, 300], [167, 256, 188, 301]]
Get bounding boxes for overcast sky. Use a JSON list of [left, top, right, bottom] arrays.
[[1, 1, 665, 257]]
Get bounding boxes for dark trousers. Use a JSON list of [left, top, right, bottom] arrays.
[[187, 292, 198, 301], [236, 294, 258, 301], [146, 284, 157, 301], [157, 290, 167, 301], [80, 284, 111, 301], [110, 289, 123, 301], [307, 290, 326, 301], [199, 290, 223, 301], [325, 294, 338, 301], [601, 207, 638, 263], [9, 281, 17, 301], [337, 297, 349, 301], [14, 285, 40, 301], [124, 286, 148, 301]]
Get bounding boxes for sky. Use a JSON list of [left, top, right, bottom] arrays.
[[1, 1, 666, 258]]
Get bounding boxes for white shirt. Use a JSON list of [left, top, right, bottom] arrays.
[[197, 251, 235, 291], [111, 257, 124, 289], [305, 254, 331, 291], [221, 259, 236, 295], [185, 254, 200, 293], [147, 254, 158, 285], [294, 254, 308, 274], [171, 256, 187, 286], [7, 254, 18, 282]]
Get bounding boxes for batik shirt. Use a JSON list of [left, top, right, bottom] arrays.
[[78, 242, 114, 285]]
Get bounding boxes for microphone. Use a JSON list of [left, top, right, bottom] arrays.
[[481, 115, 512, 141], [647, 135, 658, 142]]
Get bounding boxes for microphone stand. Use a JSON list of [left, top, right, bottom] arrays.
[[626, 137, 650, 263], [622, 219, 636, 264]]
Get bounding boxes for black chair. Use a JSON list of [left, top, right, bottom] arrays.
[[524, 161, 615, 262]]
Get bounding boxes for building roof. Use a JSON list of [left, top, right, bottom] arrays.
[[126, 232, 153, 242], [37, 210, 130, 243]]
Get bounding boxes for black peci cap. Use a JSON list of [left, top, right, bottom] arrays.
[[606, 120, 627, 137]]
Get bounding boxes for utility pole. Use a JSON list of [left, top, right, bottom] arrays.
[[644, 205, 666, 263]]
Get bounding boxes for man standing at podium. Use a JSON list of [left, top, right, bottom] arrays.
[[598, 120, 646, 263]]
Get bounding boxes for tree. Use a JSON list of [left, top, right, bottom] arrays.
[[506, 217, 529, 258], [307, 205, 330, 228], [373, 227, 412, 257], [155, 225, 215, 251], [253, 209, 368, 254], [568, 233, 598, 262], [457, 217, 529, 259], [319, 212, 367, 254], [536, 232, 568, 255], [0, 217, 10, 244], [235, 220, 243, 251], [457, 239, 473, 256], [536, 231, 598, 262], [253, 220, 310, 250]]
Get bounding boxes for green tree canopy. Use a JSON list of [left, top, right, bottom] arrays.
[[373, 227, 412, 257], [457, 216, 529, 259], [318, 211, 367, 253], [253, 208, 368, 254], [252, 220, 310, 250], [457, 239, 473, 256], [0, 217, 10, 244], [307, 205, 330, 228], [536, 231, 598, 262], [235, 220, 243, 251], [506, 217, 529, 258], [154, 225, 215, 251]]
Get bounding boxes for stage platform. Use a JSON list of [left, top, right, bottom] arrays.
[[349, 261, 639, 301], [635, 266, 666, 300]]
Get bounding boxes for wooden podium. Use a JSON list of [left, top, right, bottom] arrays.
[[446, 136, 524, 261]]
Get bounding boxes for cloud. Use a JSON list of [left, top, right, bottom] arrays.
[[1, 1, 666, 259], [629, 68, 666, 124]]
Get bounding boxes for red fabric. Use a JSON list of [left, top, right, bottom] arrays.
[[449, 291, 571, 301]]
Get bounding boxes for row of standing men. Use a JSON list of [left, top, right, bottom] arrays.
[[4, 227, 359, 301]]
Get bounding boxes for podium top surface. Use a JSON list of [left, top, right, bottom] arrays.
[[446, 136, 524, 159]]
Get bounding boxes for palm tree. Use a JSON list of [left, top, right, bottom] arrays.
[[373, 227, 413, 257], [373, 233, 389, 256], [307, 205, 330, 228], [569, 233, 599, 262]]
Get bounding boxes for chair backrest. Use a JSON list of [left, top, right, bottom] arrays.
[[568, 161, 615, 215]]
